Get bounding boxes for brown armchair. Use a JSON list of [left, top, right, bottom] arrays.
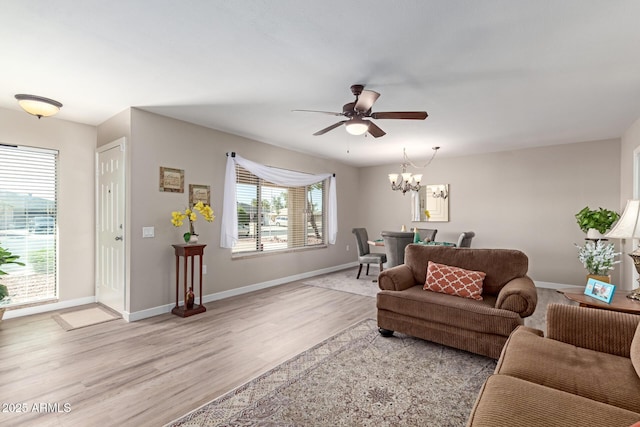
[[377, 244, 537, 358]]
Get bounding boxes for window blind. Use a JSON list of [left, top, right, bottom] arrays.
[[0, 144, 58, 305], [233, 165, 326, 254]]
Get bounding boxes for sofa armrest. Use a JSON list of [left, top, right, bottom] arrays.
[[547, 303, 640, 357], [495, 276, 537, 317], [378, 265, 416, 291]]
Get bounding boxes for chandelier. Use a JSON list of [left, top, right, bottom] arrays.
[[388, 147, 440, 195]]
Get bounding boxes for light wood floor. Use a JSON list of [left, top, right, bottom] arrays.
[[0, 281, 377, 426]]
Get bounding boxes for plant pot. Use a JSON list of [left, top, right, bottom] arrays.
[[586, 228, 606, 240], [587, 274, 611, 284]]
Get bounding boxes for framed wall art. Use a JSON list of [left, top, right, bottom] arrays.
[[189, 184, 211, 206], [159, 167, 184, 193]]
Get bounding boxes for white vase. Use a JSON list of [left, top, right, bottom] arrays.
[[586, 228, 605, 239], [189, 234, 199, 243]]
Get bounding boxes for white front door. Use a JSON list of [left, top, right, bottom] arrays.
[[96, 138, 126, 314]]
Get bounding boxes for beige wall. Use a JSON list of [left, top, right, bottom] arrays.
[[0, 107, 97, 302], [125, 109, 360, 313], [358, 139, 621, 287], [3, 101, 635, 318], [619, 117, 640, 289]]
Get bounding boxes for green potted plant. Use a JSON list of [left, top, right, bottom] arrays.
[[575, 206, 620, 239], [0, 243, 25, 320]]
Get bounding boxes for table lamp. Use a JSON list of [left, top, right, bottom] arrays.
[[605, 199, 640, 300]]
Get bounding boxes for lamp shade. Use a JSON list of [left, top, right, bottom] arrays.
[[15, 94, 62, 118], [345, 118, 369, 135], [605, 200, 640, 239]]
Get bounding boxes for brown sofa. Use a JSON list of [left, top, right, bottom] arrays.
[[467, 304, 640, 426], [377, 245, 537, 359]]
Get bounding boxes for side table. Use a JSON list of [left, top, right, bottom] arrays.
[[172, 243, 207, 317], [557, 287, 640, 315]]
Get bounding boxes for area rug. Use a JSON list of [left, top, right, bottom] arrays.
[[166, 318, 496, 427], [52, 305, 120, 331], [302, 267, 379, 298]]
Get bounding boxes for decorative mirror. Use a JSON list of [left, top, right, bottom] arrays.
[[411, 184, 449, 222]]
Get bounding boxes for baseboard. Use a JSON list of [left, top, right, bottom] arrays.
[[3, 296, 97, 320], [1, 268, 577, 322], [126, 262, 359, 322]]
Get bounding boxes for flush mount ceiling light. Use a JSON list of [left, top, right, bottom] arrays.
[[344, 117, 370, 136], [15, 94, 63, 119]]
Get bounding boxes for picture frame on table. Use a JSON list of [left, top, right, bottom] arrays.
[[159, 167, 184, 193], [584, 278, 616, 304], [189, 184, 210, 206]]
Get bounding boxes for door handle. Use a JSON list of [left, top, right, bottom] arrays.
[[115, 236, 123, 241]]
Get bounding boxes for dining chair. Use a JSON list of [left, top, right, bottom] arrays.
[[352, 228, 387, 279], [457, 231, 476, 248], [416, 228, 438, 242], [381, 231, 415, 268]]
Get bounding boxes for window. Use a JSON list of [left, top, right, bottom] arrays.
[[234, 165, 326, 254], [0, 144, 57, 306]]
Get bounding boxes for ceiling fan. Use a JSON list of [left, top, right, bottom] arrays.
[[293, 84, 428, 138]]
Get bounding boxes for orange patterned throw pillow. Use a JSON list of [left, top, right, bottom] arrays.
[[424, 261, 486, 300]]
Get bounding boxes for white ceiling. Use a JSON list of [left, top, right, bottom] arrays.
[[2, 1, 640, 166]]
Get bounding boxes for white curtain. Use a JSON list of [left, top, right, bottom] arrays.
[[220, 153, 337, 248]]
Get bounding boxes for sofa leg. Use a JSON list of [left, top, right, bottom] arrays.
[[356, 264, 363, 279], [379, 261, 384, 272], [378, 328, 394, 337], [366, 264, 370, 275]]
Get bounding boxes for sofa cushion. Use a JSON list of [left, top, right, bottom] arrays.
[[495, 326, 640, 413], [468, 374, 640, 427], [377, 286, 522, 337], [424, 261, 485, 300]]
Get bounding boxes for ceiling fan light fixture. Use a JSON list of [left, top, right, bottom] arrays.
[[345, 118, 369, 136], [15, 94, 62, 118]]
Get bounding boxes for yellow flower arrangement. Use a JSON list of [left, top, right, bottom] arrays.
[[171, 201, 215, 242], [424, 209, 431, 219]]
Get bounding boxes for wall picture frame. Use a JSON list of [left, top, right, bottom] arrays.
[[189, 184, 211, 206], [159, 167, 184, 193], [584, 278, 616, 304]]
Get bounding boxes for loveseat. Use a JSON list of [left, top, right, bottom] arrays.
[[467, 304, 640, 426], [377, 245, 537, 359]]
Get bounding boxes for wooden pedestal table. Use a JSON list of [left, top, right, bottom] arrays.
[[172, 243, 207, 317]]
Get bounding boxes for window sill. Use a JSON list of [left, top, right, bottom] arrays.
[[232, 244, 328, 260]]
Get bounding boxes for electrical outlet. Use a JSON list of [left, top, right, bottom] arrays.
[[203, 265, 207, 275]]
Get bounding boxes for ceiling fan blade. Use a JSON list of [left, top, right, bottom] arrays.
[[367, 121, 386, 138], [292, 109, 344, 116], [313, 121, 347, 136], [370, 111, 428, 120], [354, 90, 380, 112]]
